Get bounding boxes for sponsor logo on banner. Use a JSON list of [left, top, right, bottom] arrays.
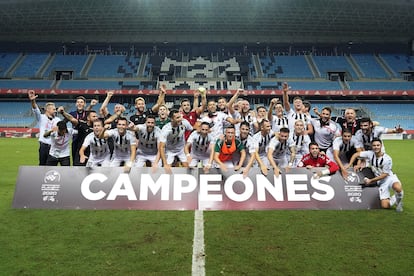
[[13, 167, 381, 210], [344, 185, 363, 203], [41, 170, 62, 203], [344, 171, 360, 185]]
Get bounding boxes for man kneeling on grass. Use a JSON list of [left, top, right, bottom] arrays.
[[347, 138, 404, 212]]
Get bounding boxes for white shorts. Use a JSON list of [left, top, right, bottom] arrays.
[[166, 149, 187, 165], [134, 154, 161, 167], [110, 157, 130, 167], [86, 157, 111, 168], [378, 174, 400, 200], [273, 155, 288, 168], [189, 154, 210, 168]]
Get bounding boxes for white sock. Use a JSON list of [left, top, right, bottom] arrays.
[[389, 195, 396, 207], [396, 190, 404, 201]]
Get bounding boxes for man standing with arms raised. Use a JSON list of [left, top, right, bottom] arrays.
[[130, 84, 166, 125], [282, 82, 313, 133], [180, 87, 207, 140], [28, 90, 61, 165]]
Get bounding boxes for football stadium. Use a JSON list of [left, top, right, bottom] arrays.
[[1, 0, 413, 275]]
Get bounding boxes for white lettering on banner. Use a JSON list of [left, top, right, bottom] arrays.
[[199, 174, 223, 201], [173, 174, 197, 200], [224, 175, 254, 202], [80, 173, 335, 202], [285, 175, 335, 201], [139, 174, 170, 200], [310, 177, 335, 201], [286, 174, 310, 201], [107, 174, 137, 200], [256, 174, 284, 201], [81, 173, 108, 200]]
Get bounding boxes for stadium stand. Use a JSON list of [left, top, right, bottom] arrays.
[[0, 52, 20, 77], [144, 55, 164, 79], [0, 101, 35, 127], [260, 55, 314, 79], [58, 80, 121, 90], [87, 55, 140, 78], [312, 55, 359, 80], [244, 81, 279, 90], [121, 80, 156, 90], [351, 54, 389, 79], [0, 79, 53, 89], [348, 81, 414, 90], [289, 81, 342, 90], [12, 53, 49, 78], [157, 55, 242, 79], [159, 80, 242, 90], [379, 54, 414, 78], [42, 54, 88, 79], [244, 80, 342, 90], [367, 103, 414, 130], [1, 48, 414, 131]]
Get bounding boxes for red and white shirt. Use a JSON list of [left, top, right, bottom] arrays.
[[298, 153, 339, 174]]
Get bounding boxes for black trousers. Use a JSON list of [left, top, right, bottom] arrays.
[[46, 155, 71, 166], [39, 142, 51, 165]]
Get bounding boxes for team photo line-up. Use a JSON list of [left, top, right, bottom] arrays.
[[28, 82, 405, 211]]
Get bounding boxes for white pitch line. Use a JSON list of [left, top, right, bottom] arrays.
[[191, 210, 206, 276]]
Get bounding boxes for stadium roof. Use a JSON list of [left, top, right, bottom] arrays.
[[0, 0, 413, 44]]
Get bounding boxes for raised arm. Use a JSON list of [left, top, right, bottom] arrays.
[[86, 98, 98, 112], [282, 82, 291, 112], [100, 91, 114, 117], [58, 106, 79, 126], [387, 125, 404, 134], [267, 98, 278, 121], [104, 109, 123, 125], [193, 90, 200, 112], [28, 90, 39, 109], [194, 88, 207, 116], [227, 89, 242, 115], [151, 84, 166, 114]]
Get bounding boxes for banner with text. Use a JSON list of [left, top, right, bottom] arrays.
[[13, 166, 380, 210], [2, 88, 414, 97]]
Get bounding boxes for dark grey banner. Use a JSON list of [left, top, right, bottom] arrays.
[[12, 166, 380, 210]]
